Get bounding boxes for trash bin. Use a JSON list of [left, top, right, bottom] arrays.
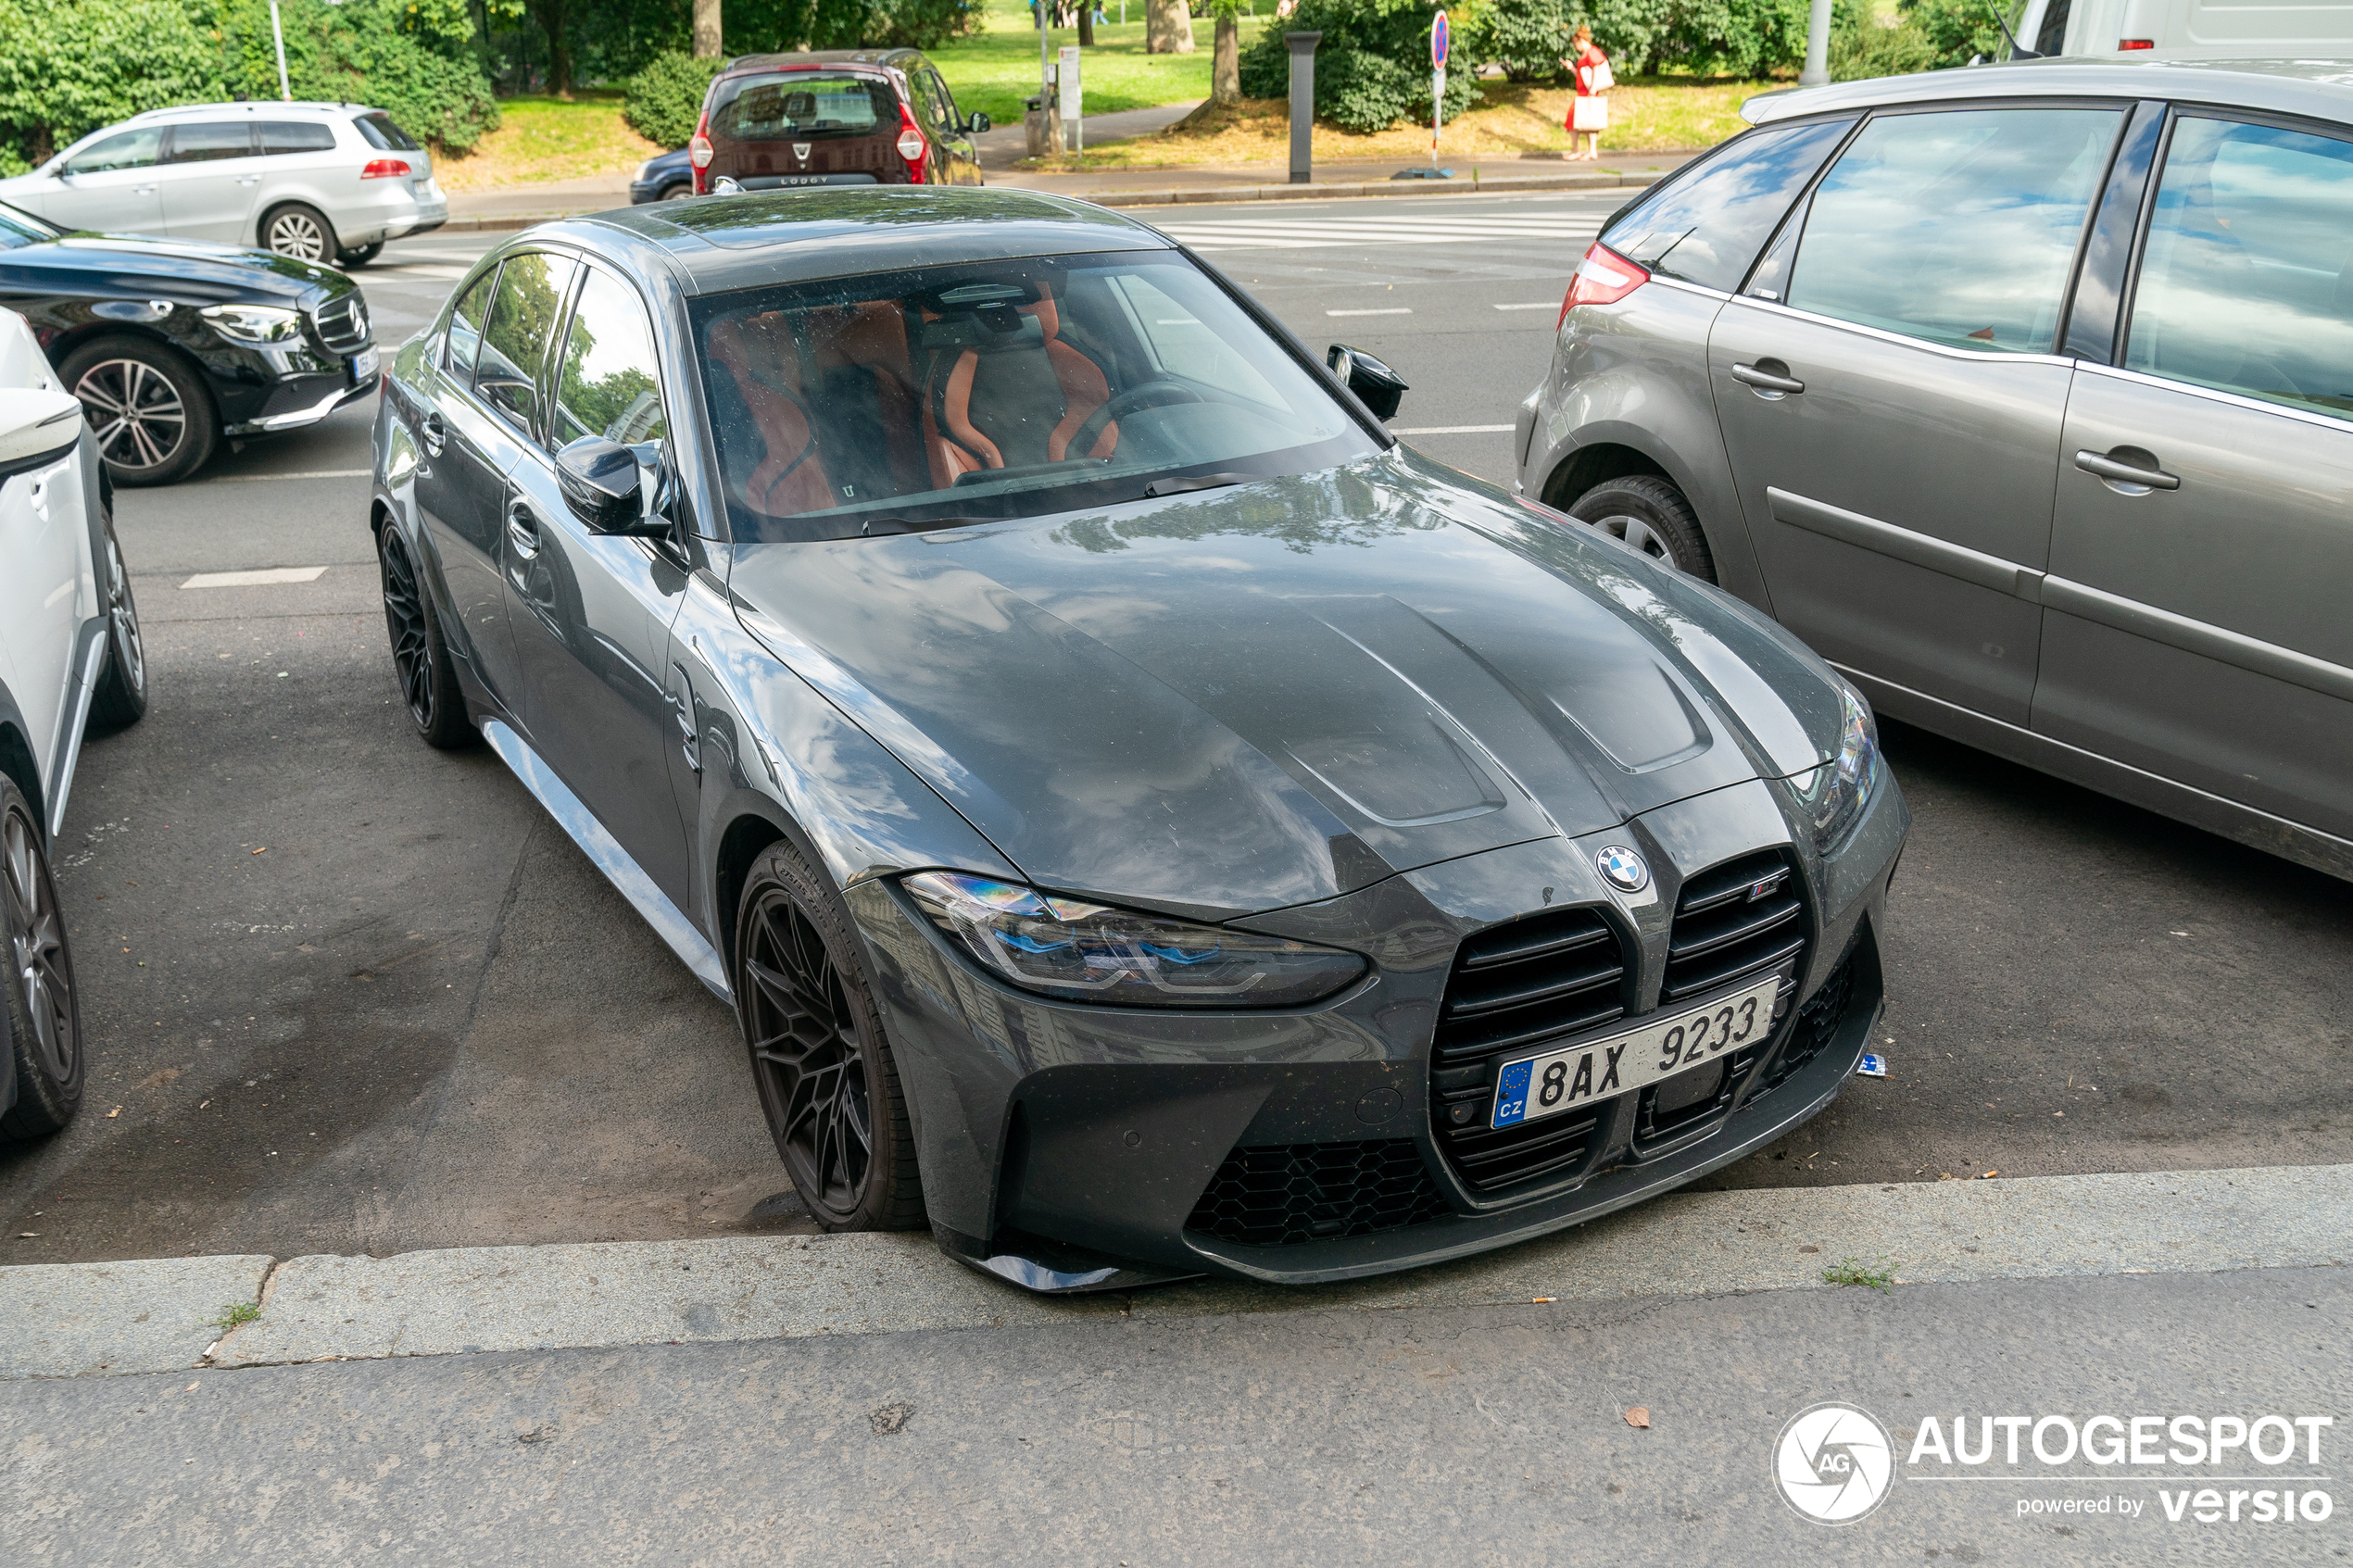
[[1025, 95, 1051, 160]]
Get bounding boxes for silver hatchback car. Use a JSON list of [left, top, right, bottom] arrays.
[[1515, 56, 2353, 883], [0, 101, 447, 267]]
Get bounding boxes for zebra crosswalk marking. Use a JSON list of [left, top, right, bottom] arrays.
[[1158, 215, 1605, 251]]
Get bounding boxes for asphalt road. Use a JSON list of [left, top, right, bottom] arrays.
[[4, 200, 2347, 1267], [5, 1265, 2345, 1564]]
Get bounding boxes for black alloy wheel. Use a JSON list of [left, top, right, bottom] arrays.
[[63, 339, 219, 487], [376, 525, 474, 748], [0, 779, 83, 1138], [736, 842, 923, 1231], [87, 513, 148, 729]]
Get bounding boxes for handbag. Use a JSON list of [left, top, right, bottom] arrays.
[[1572, 95, 1609, 132], [1591, 58, 1615, 91]]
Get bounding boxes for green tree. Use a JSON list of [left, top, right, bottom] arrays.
[[1237, 0, 1479, 133], [0, 0, 222, 170]]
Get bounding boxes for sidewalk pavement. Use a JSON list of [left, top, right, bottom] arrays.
[[6, 1163, 2344, 1382]]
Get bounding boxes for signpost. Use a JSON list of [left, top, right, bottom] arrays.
[[1390, 12, 1453, 179], [1061, 44, 1083, 153]]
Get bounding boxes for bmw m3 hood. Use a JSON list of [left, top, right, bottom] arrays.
[[728, 451, 1848, 919]]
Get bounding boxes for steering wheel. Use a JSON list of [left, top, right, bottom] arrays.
[[1069, 378, 1203, 459]]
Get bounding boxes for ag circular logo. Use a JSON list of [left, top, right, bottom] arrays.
[[1595, 844, 1649, 893], [1773, 1401, 1895, 1525]]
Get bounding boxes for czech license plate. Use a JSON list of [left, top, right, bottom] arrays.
[[351, 345, 379, 383], [1491, 972, 1783, 1129]]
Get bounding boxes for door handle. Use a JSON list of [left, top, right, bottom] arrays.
[[2074, 448, 2180, 493], [1731, 360, 1805, 397], [236, 176, 261, 186], [420, 411, 446, 457], [505, 499, 541, 560]]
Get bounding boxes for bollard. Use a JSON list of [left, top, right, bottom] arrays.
[[1024, 95, 1049, 160], [1286, 31, 1321, 185]]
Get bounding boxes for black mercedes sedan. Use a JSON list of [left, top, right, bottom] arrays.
[[0, 199, 375, 485], [368, 188, 1907, 1292]]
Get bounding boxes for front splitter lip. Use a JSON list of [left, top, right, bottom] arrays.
[[1175, 990, 1881, 1286]]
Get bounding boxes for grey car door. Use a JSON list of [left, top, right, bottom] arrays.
[[413, 257, 540, 705], [1708, 104, 2128, 725], [499, 260, 694, 905], [43, 127, 166, 234], [2035, 111, 2353, 844], [157, 121, 265, 242]]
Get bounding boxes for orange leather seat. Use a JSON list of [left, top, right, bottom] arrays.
[[922, 287, 1117, 483], [707, 312, 836, 518]]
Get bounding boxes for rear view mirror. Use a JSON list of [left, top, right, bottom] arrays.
[[1327, 345, 1407, 421], [0, 388, 83, 481], [968, 111, 993, 134], [555, 435, 644, 533]]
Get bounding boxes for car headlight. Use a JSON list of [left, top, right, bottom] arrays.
[[901, 871, 1365, 1009], [1789, 679, 1880, 853], [200, 304, 304, 345], [634, 158, 657, 182]]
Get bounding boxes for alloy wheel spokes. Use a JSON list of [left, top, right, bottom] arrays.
[[2, 811, 72, 1080], [745, 893, 872, 1212], [107, 539, 145, 692], [76, 360, 184, 470], [380, 542, 434, 721]]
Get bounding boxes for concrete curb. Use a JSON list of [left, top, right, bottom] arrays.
[[6, 1164, 2342, 1379], [431, 169, 1660, 233], [0, 1254, 271, 1379]]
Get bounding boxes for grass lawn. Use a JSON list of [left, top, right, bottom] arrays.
[[930, 0, 1274, 125], [1031, 76, 1767, 169], [435, 91, 662, 192]]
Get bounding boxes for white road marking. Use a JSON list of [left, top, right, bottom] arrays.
[[180, 567, 330, 589], [205, 469, 371, 483], [1492, 302, 1559, 310], [1390, 424, 1515, 435], [1163, 215, 1604, 251], [1327, 307, 1413, 317], [373, 264, 472, 280]]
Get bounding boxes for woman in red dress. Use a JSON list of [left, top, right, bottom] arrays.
[[1563, 25, 1612, 162]]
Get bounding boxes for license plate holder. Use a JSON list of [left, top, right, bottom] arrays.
[[350, 345, 379, 384], [1491, 972, 1784, 1130]]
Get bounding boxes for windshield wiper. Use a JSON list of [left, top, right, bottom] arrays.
[[1141, 472, 1252, 499], [859, 516, 990, 536]]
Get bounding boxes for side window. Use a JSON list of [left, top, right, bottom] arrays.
[[64, 128, 160, 176], [1600, 117, 1856, 293], [475, 252, 578, 440], [552, 267, 670, 456], [907, 70, 946, 133], [1782, 107, 2124, 354], [928, 69, 962, 132], [2123, 116, 2353, 422], [258, 121, 336, 155], [164, 123, 256, 163], [1101, 269, 1286, 406], [447, 265, 501, 379]]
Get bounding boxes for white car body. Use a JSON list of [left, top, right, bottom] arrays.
[[0, 101, 447, 260], [2016, 0, 2353, 56], [0, 308, 108, 844]]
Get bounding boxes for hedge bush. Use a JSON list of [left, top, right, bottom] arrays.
[[207, 0, 500, 154], [623, 52, 728, 150], [0, 0, 222, 172], [1238, 0, 1480, 134]]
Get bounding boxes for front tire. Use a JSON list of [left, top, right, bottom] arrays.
[[0, 779, 83, 1139], [63, 338, 219, 487], [86, 507, 147, 730], [377, 525, 475, 749], [1567, 473, 1718, 582], [261, 202, 338, 264], [735, 841, 924, 1233], [336, 242, 385, 268]]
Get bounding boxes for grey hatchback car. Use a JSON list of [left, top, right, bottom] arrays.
[[1515, 57, 2353, 882]]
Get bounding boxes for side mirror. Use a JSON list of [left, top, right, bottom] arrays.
[[1327, 344, 1407, 421], [555, 435, 645, 533], [967, 111, 993, 134], [0, 388, 83, 480]]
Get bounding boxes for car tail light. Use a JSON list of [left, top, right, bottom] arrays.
[[361, 158, 411, 180], [1557, 242, 1648, 326], [690, 106, 714, 194], [896, 103, 928, 182], [2118, 36, 2154, 48]]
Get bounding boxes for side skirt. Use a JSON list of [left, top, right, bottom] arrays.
[[479, 718, 733, 1001], [45, 621, 108, 843]]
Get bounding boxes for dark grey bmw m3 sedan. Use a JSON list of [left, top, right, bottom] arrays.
[[368, 187, 1907, 1291]]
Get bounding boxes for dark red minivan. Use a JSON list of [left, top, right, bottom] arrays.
[[690, 49, 987, 194]]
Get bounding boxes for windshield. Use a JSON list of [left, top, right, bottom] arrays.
[[0, 201, 59, 248], [690, 249, 1381, 542], [712, 72, 897, 141]]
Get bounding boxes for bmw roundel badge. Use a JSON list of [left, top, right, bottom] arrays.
[[1596, 845, 1650, 893]]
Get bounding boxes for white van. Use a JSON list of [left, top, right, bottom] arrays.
[[2015, 0, 2353, 56]]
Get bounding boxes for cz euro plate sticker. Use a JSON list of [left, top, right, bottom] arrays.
[[1491, 973, 1781, 1129]]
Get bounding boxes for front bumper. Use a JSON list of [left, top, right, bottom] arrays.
[[856, 771, 1908, 1291], [222, 370, 374, 436]]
